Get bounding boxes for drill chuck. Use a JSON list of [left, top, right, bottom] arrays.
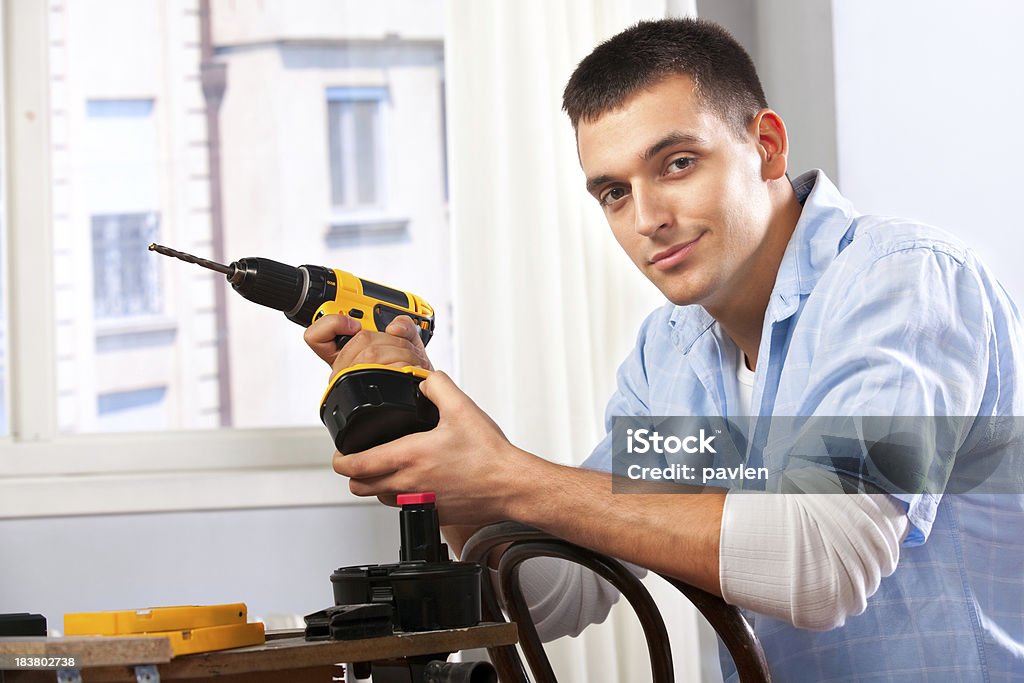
[[226, 257, 336, 327], [228, 257, 306, 314]]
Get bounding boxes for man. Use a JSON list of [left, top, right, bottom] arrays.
[[305, 18, 1023, 682]]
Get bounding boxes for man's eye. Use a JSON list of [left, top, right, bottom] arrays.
[[600, 187, 628, 206], [667, 157, 695, 173]]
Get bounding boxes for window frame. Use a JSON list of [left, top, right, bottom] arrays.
[[0, 0, 362, 520], [327, 86, 389, 213]]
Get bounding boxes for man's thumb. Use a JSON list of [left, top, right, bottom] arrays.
[[418, 370, 463, 409]]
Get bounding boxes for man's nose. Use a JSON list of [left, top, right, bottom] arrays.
[[633, 184, 673, 237]]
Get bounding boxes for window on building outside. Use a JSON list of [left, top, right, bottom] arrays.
[[84, 98, 162, 322], [91, 213, 161, 319], [327, 87, 387, 212]]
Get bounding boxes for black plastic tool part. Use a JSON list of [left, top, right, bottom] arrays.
[[228, 257, 305, 313], [331, 561, 481, 633], [424, 659, 498, 683], [0, 613, 46, 637], [400, 498, 446, 563], [286, 264, 333, 325], [304, 604, 393, 641], [320, 368, 439, 454]]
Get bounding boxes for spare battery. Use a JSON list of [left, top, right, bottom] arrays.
[[330, 492, 482, 633], [331, 561, 481, 633]]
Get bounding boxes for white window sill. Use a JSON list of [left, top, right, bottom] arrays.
[[94, 315, 178, 337], [0, 428, 371, 518], [325, 214, 409, 246]]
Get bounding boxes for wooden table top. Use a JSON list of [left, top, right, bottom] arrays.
[[0, 623, 517, 682]]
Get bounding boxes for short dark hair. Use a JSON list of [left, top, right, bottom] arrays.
[[562, 18, 768, 137]]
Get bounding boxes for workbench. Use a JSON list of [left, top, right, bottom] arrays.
[[0, 623, 517, 682]]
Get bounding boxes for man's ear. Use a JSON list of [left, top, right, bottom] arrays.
[[751, 109, 788, 181]]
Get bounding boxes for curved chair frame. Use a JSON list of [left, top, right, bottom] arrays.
[[462, 521, 771, 683]]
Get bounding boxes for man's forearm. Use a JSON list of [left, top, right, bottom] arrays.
[[501, 452, 727, 596]]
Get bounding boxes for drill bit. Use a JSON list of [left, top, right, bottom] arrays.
[[149, 243, 234, 276]]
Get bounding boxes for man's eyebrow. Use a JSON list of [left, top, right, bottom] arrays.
[[643, 131, 706, 161], [586, 174, 615, 194], [585, 132, 707, 194]]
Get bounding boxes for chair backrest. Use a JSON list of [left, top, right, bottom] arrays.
[[461, 522, 772, 683]]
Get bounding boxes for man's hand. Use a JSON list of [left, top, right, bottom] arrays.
[[307, 318, 724, 594], [328, 364, 724, 593], [332, 370, 536, 528], [303, 313, 433, 376]]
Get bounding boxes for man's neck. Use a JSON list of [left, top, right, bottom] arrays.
[[709, 180, 804, 371]]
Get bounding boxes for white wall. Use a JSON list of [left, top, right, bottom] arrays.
[[696, 0, 1024, 305], [832, 0, 1024, 306], [0, 504, 395, 629], [695, 0, 838, 181]]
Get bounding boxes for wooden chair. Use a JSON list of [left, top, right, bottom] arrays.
[[462, 522, 772, 682]]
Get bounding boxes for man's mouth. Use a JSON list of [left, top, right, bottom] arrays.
[[649, 233, 704, 271]]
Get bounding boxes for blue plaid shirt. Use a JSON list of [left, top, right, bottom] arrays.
[[584, 171, 1024, 682]]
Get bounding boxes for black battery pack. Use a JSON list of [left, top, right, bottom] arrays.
[[320, 366, 439, 454], [329, 493, 482, 634], [331, 561, 482, 633]]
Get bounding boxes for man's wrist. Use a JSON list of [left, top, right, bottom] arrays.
[[499, 451, 565, 529]]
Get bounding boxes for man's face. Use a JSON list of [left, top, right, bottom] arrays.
[[577, 74, 775, 314]]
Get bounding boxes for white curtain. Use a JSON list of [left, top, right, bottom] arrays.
[[445, 1, 711, 681]]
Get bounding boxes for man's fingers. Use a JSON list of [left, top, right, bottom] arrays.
[[386, 315, 429, 352], [333, 446, 405, 478], [304, 314, 362, 364], [385, 315, 417, 340], [334, 449, 411, 499], [329, 334, 432, 375]]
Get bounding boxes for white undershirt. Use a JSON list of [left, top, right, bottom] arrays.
[[496, 349, 910, 638], [736, 348, 756, 416], [723, 350, 908, 629]]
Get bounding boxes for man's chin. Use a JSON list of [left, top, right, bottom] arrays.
[[647, 269, 709, 308], [661, 291, 705, 308], [653, 280, 708, 307]]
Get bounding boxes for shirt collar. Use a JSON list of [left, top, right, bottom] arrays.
[[782, 169, 858, 301], [668, 170, 857, 348]]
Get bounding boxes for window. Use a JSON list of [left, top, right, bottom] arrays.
[[84, 98, 162, 321], [0, 0, 449, 517], [327, 87, 388, 211], [91, 212, 161, 319]]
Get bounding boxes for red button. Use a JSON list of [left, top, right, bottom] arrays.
[[396, 492, 436, 505]]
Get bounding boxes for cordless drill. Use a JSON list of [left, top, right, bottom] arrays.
[[149, 244, 439, 453]]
